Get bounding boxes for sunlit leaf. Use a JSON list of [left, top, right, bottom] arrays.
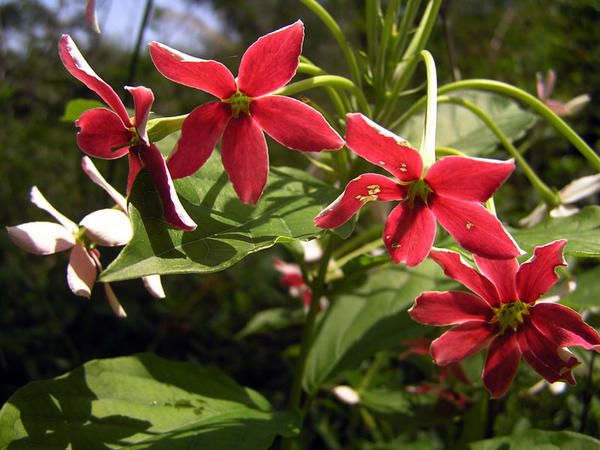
[[470, 429, 600, 450], [61, 98, 104, 122]]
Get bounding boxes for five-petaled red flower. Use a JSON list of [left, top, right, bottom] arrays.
[[409, 240, 600, 398], [315, 113, 521, 266], [59, 34, 196, 231], [149, 21, 344, 204]]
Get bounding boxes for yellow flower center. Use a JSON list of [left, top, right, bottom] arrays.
[[491, 300, 531, 334], [224, 91, 253, 118]]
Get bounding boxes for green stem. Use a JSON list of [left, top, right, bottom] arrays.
[[336, 239, 384, 268], [439, 96, 560, 207], [395, 79, 600, 171], [332, 224, 383, 260], [420, 50, 437, 169], [300, 0, 362, 88], [276, 75, 371, 116], [374, 0, 399, 89], [296, 61, 349, 119], [286, 234, 336, 413]]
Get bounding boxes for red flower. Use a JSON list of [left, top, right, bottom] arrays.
[[315, 113, 521, 266], [273, 258, 327, 312], [409, 240, 600, 398], [59, 35, 196, 231], [149, 21, 344, 204]]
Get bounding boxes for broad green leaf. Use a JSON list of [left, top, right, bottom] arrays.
[[147, 115, 186, 143], [359, 388, 412, 415], [303, 262, 440, 393], [398, 91, 536, 155], [0, 353, 299, 450], [236, 307, 305, 338], [470, 429, 600, 450], [562, 265, 600, 308], [512, 206, 600, 258], [61, 98, 104, 122], [101, 154, 346, 281]]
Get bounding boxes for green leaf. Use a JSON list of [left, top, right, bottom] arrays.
[[147, 115, 186, 143], [562, 264, 600, 308], [101, 154, 345, 281], [61, 98, 104, 122], [303, 261, 440, 394], [512, 206, 600, 258], [0, 353, 300, 450], [236, 307, 305, 338], [470, 429, 600, 450], [359, 388, 412, 415], [398, 91, 536, 155]]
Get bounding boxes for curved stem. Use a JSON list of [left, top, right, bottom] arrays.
[[300, 0, 362, 88], [420, 50, 437, 169], [296, 61, 349, 118], [276, 75, 372, 116], [439, 96, 560, 207]]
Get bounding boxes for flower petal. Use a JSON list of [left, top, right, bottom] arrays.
[[6, 222, 75, 255], [221, 115, 268, 204], [516, 240, 567, 303], [237, 21, 304, 97], [76, 108, 132, 159], [167, 101, 230, 179], [430, 321, 496, 366], [103, 283, 127, 318], [429, 194, 522, 259], [530, 303, 600, 351], [67, 245, 97, 298], [425, 156, 515, 202], [138, 144, 197, 231], [345, 113, 422, 181], [29, 186, 79, 233], [125, 86, 154, 146], [482, 332, 521, 398], [383, 201, 436, 266], [142, 275, 166, 299], [314, 174, 405, 229], [559, 174, 600, 203], [85, 0, 100, 34], [519, 317, 578, 384], [409, 291, 493, 326], [429, 249, 500, 306], [149, 41, 236, 99], [59, 35, 130, 125], [79, 209, 133, 246], [473, 256, 519, 303], [127, 151, 143, 195], [82, 157, 127, 211], [251, 96, 344, 151]]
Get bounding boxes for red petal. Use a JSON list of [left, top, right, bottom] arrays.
[[345, 113, 422, 181], [530, 303, 600, 351], [76, 108, 131, 159], [149, 41, 236, 99], [167, 102, 230, 179], [314, 174, 405, 229], [429, 194, 522, 259], [409, 291, 493, 326], [425, 156, 515, 202], [482, 332, 521, 398], [59, 35, 130, 125], [383, 201, 436, 266], [429, 249, 500, 306], [473, 256, 519, 303], [125, 86, 154, 145], [251, 96, 343, 151], [221, 115, 268, 204], [138, 144, 197, 231], [519, 318, 578, 384], [127, 151, 143, 195], [237, 21, 304, 97], [516, 240, 567, 303], [430, 321, 496, 366]]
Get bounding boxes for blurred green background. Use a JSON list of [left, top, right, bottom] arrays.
[[1, 0, 599, 446]]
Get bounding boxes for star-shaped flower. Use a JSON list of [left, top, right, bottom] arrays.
[[315, 113, 521, 266], [149, 21, 344, 204], [409, 240, 600, 398], [59, 34, 196, 231]]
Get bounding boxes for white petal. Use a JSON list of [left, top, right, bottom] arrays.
[[549, 381, 567, 395], [6, 222, 75, 255], [29, 186, 78, 233], [142, 275, 166, 298], [79, 209, 132, 246], [81, 157, 128, 211], [559, 174, 600, 203], [518, 203, 548, 227], [272, 258, 302, 276], [332, 385, 360, 405], [550, 205, 579, 218], [104, 283, 127, 317], [67, 245, 97, 297], [564, 94, 590, 115], [301, 239, 322, 263]]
